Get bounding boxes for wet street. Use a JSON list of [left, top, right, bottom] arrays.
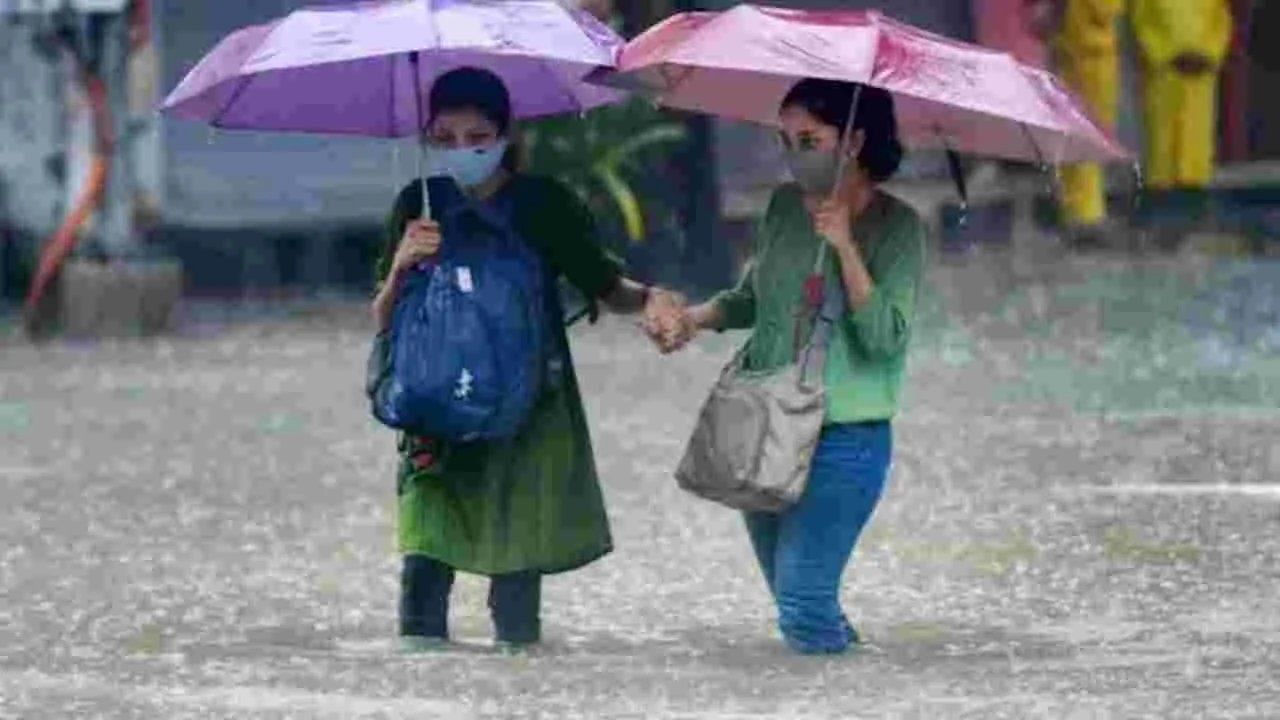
[[2, 253, 1279, 718]]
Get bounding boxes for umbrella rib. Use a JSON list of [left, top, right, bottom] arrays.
[[661, 64, 697, 97], [933, 126, 968, 210], [211, 16, 293, 127], [541, 56, 585, 116], [212, 74, 257, 128], [1019, 122, 1062, 195], [1019, 122, 1049, 169], [388, 53, 397, 137]]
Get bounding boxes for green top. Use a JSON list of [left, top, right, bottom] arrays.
[[714, 183, 927, 423], [377, 174, 622, 576]]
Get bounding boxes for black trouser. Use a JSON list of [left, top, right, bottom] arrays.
[[399, 554, 541, 644]]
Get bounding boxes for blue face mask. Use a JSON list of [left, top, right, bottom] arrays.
[[423, 140, 509, 189]]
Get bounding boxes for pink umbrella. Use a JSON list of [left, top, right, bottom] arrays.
[[591, 5, 1129, 164], [1017, 64, 1126, 166]]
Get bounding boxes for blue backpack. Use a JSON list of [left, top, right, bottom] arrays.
[[367, 177, 565, 442]]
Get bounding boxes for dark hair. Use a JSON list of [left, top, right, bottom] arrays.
[[780, 78, 904, 183], [427, 66, 521, 172]]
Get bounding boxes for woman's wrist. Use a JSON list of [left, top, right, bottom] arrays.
[[689, 301, 720, 332], [375, 273, 398, 301], [639, 284, 653, 309], [607, 278, 658, 314], [833, 238, 861, 262]]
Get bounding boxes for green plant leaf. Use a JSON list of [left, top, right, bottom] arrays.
[[521, 98, 689, 247], [601, 123, 688, 170], [594, 165, 646, 242]]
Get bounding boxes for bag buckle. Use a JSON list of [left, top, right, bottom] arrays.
[[791, 273, 826, 360], [802, 273, 824, 309]]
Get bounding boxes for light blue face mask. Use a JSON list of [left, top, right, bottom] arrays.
[[423, 140, 509, 189]]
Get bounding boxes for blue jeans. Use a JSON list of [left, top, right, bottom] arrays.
[[744, 421, 892, 654], [399, 555, 541, 644]]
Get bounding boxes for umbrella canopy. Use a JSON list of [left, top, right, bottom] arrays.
[[160, 0, 626, 137], [591, 5, 1128, 164]]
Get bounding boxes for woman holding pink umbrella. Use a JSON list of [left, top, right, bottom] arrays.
[[651, 78, 926, 654], [602, 2, 1125, 656]]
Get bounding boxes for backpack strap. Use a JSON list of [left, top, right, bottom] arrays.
[[564, 303, 598, 327]]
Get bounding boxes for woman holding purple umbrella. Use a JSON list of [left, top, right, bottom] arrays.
[[650, 78, 927, 655], [371, 66, 683, 652]]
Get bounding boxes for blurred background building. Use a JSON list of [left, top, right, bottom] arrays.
[[1, 0, 1277, 315]]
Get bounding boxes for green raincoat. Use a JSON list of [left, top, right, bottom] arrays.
[[374, 175, 621, 576]]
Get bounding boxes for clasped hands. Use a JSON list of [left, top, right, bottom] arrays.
[[641, 288, 697, 354]]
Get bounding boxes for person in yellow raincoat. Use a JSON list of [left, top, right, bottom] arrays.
[[1131, 0, 1233, 191], [1052, 0, 1124, 239]]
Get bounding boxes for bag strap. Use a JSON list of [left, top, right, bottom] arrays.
[[794, 82, 862, 390], [797, 242, 845, 390]]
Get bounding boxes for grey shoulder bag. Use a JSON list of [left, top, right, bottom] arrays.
[[674, 243, 844, 513]]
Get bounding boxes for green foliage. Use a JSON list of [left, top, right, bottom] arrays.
[[522, 98, 687, 248]]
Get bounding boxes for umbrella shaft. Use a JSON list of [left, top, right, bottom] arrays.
[[829, 84, 862, 200], [410, 51, 430, 220]]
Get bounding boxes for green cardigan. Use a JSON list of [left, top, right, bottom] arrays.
[[376, 175, 621, 576], [714, 183, 927, 423]]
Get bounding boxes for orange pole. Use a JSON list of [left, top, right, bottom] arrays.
[[23, 57, 112, 328]]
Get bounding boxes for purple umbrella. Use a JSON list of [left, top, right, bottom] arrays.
[[160, 0, 626, 216], [160, 0, 626, 136]]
